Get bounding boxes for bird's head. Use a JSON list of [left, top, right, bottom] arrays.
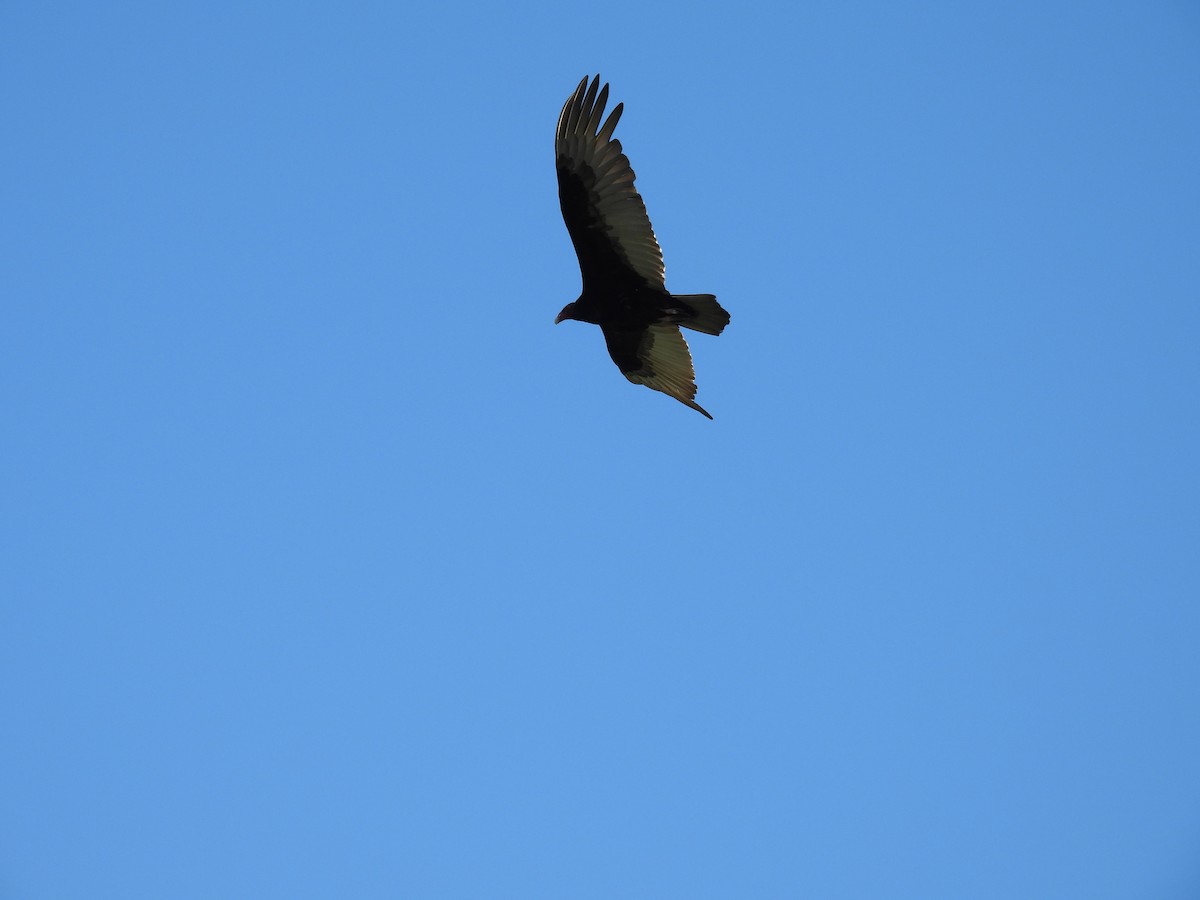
[[554, 301, 578, 325]]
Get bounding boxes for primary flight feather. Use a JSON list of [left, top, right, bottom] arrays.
[[554, 75, 730, 419]]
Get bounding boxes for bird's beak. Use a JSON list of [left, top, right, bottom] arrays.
[[554, 312, 565, 324]]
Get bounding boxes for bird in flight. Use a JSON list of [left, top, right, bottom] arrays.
[[554, 75, 730, 419]]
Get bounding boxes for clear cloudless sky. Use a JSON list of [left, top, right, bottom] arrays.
[[2, 1, 1199, 897]]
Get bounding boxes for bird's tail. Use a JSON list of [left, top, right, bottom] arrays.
[[674, 294, 730, 336]]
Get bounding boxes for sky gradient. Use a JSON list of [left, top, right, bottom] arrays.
[[3, 1, 1199, 897]]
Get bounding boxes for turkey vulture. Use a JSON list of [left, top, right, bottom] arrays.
[[554, 75, 730, 419]]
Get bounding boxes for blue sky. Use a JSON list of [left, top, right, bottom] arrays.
[[3, 1, 1199, 897]]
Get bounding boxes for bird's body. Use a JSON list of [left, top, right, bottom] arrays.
[[554, 75, 729, 419]]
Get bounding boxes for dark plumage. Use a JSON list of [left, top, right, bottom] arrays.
[[554, 75, 730, 419]]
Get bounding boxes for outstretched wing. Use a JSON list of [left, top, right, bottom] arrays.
[[602, 323, 712, 419], [556, 75, 666, 291]]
